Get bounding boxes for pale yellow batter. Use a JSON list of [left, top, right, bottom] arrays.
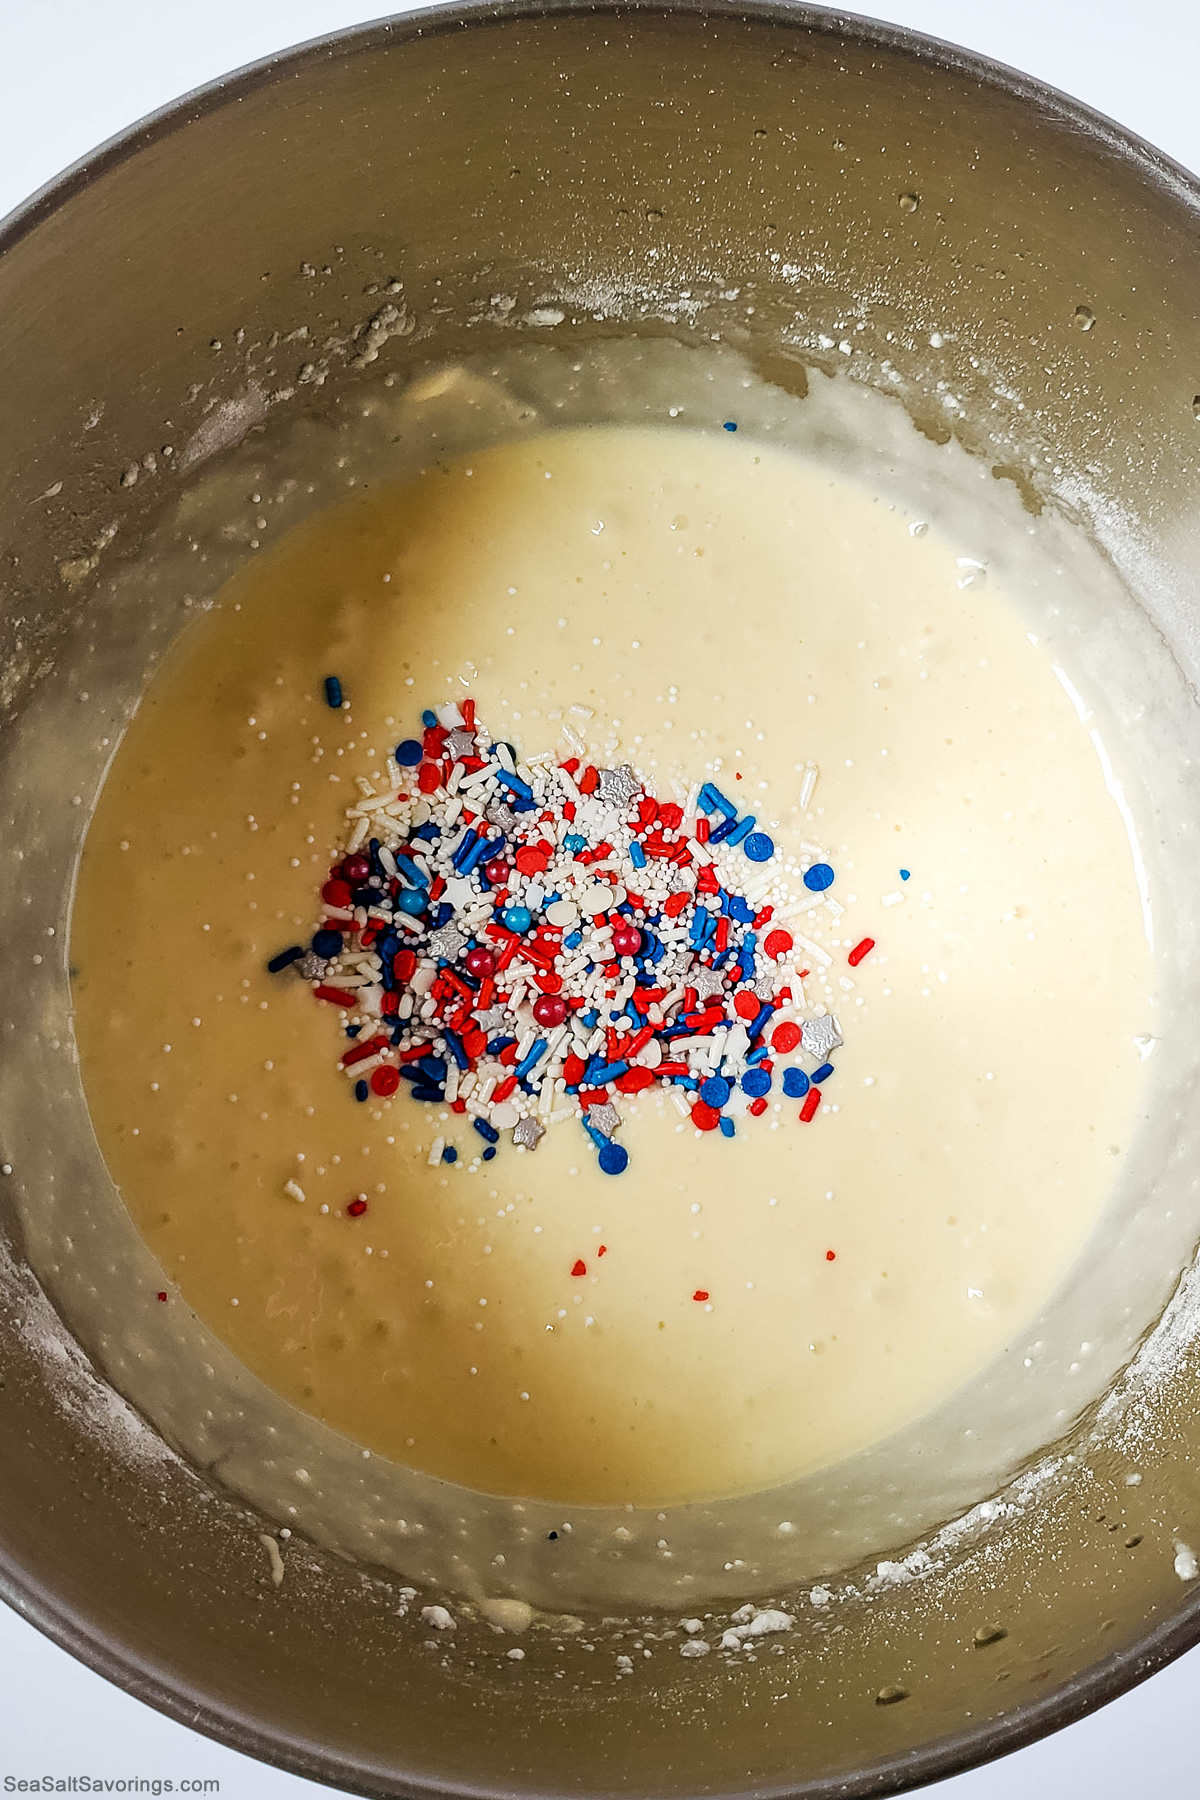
[[70, 425, 1151, 1509]]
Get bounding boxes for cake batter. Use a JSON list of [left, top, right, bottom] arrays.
[[70, 424, 1152, 1508]]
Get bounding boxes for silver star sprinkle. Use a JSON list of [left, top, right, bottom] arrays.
[[800, 1014, 843, 1059], [753, 976, 776, 1001], [596, 764, 640, 807], [586, 1101, 621, 1138], [473, 1007, 510, 1033], [298, 952, 328, 981], [487, 800, 519, 833], [689, 966, 725, 1001], [428, 924, 466, 960], [445, 729, 475, 758], [512, 1116, 545, 1151]]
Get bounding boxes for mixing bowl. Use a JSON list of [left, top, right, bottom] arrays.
[[4, 4, 1200, 1794]]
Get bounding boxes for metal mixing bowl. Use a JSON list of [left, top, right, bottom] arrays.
[[5, 4, 1200, 1794]]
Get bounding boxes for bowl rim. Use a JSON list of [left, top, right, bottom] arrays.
[[4, 4, 1200, 1796]]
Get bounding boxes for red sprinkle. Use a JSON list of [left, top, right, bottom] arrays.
[[771, 1021, 801, 1053], [571, 1259, 587, 1278], [314, 985, 359, 1008], [693, 1290, 710, 1303], [370, 1065, 401, 1097], [764, 929, 794, 959], [615, 1066, 655, 1094], [598, 1245, 607, 1257], [734, 991, 762, 1020], [848, 937, 876, 968], [799, 1088, 821, 1123], [825, 1250, 836, 1261], [347, 1198, 368, 1217], [691, 1101, 721, 1132], [156, 1291, 168, 1302]]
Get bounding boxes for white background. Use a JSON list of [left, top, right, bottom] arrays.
[[1, 1, 1198, 1794]]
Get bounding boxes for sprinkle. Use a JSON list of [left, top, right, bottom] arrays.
[[289, 694, 854, 1175], [781, 1068, 810, 1098], [723, 419, 738, 430], [693, 1289, 710, 1302], [267, 944, 305, 973], [699, 1075, 731, 1109], [347, 1197, 368, 1216], [812, 1061, 835, 1084], [323, 675, 344, 709], [825, 1249, 836, 1261], [800, 1015, 843, 1059], [571, 1259, 587, 1278], [848, 937, 876, 967], [803, 862, 835, 892], [899, 868, 911, 881], [799, 1088, 821, 1123]]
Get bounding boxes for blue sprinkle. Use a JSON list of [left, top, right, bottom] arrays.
[[266, 944, 304, 973], [432, 903, 454, 928], [743, 832, 775, 863], [698, 782, 736, 819], [418, 1056, 448, 1083], [345, 1024, 362, 1039], [502, 904, 533, 934], [410, 823, 440, 842], [515, 1038, 549, 1080], [487, 1036, 516, 1055], [482, 1146, 497, 1161], [803, 862, 835, 893], [323, 675, 343, 709], [598, 1142, 629, 1176], [354, 1079, 369, 1101], [444, 1031, 470, 1071], [421, 709, 438, 728], [409, 1084, 446, 1102], [395, 739, 423, 766], [397, 889, 426, 915], [782, 1067, 811, 1098], [563, 833, 587, 854], [718, 1116, 736, 1137], [699, 1075, 731, 1109], [590, 1059, 630, 1085], [584, 1122, 610, 1153], [900, 868, 911, 881], [742, 1068, 772, 1098], [442, 1145, 458, 1164], [723, 420, 738, 432], [311, 929, 344, 959], [724, 814, 756, 847], [473, 1118, 500, 1144], [564, 930, 583, 950], [629, 840, 647, 869], [746, 1003, 774, 1043], [394, 854, 428, 887], [812, 1061, 835, 1084], [707, 814, 740, 845]]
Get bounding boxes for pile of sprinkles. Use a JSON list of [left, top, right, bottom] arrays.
[[268, 693, 877, 1177]]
